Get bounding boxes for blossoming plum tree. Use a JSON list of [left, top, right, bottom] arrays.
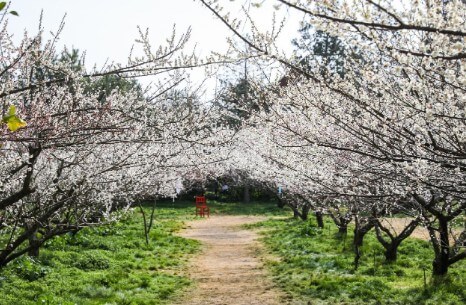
[[199, 0, 466, 275], [0, 14, 233, 266]]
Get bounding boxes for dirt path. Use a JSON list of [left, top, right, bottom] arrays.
[[172, 215, 286, 305], [382, 217, 463, 242], [381, 218, 431, 240]]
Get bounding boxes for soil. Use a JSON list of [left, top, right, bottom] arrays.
[[380, 218, 431, 240], [381, 217, 462, 242], [172, 215, 287, 305], [171, 215, 455, 305]]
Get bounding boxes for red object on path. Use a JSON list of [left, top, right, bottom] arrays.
[[195, 196, 210, 217]]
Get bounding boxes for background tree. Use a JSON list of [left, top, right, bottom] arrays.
[[0, 13, 234, 266], [292, 25, 346, 79], [198, 0, 466, 276]]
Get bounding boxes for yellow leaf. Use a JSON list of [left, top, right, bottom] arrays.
[[8, 105, 16, 116], [2, 105, 27, 132], [6, 116, 27, 132]]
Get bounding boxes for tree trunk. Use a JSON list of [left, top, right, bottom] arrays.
[[374, 218, 419, 263], [300, 212, 308, 221], [384, 243, 399, 262], [338, 226, 348, 235], [330, 214, 350, 237], [432, 254, 449, 276], [432, 216, 450, 276], [243, 184, 250, 204], [138, 199, 157, 246], [28, 232, 40, 257], [353, 217, 375, 270], [354, 244, 362, 270], [354, 230, 365, 247], [353, 218, 375, 246], [276, 197, 286, 208], [214, 181, 219, 196], [300, 205, 311, 221], [412, 193, 464, 276], [315, 211, 324, 228]]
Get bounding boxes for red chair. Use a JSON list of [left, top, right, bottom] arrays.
[[195, 196, 209, 217]]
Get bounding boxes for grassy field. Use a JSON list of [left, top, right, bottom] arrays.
[[202, 199, 289, 216], [246, 217, 466, 305], [0, 201, 201, 305], [0, 199, 289, 305], [1, 200, 464, 305]]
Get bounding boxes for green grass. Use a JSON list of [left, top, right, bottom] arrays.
[[4, 200, 462, 305], [202, 199, 291, 216], [0, 199, 288, 305], [247, 217, 466, 305], [156, 198, 292, 216], [0, 203, 200, 305]]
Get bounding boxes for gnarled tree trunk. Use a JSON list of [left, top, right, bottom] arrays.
[[27, 230, 41, 257], [330, 213, 351, 237], [315, 211, 324, 228], [353, 216, 375, 270], [413, 194, 466, 276], [375, 218, 419, 262]]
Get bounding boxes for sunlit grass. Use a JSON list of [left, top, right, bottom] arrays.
[[3, 200, 461, 305], [0, 199, 289, 305], [0, 203, 200, 305], [247, 217, 466, 305], [157, 198, 292, 216]]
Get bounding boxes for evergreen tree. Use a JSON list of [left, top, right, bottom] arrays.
[[292, 25, 346, 79], [215, 78, 263, 128]]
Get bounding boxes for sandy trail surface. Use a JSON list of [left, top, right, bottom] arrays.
[[382, 217, 463, 242], [171, 215, 286, 305]]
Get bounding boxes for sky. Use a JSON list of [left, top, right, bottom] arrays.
[[5, 0, 302, 93], [6, 1, 231, 66]]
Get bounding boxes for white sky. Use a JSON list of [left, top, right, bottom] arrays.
[[6, 1, 231, 66], [5, 0, 302, 94]]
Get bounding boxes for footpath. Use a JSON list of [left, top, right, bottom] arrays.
[[172, 215, 286, 305]]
